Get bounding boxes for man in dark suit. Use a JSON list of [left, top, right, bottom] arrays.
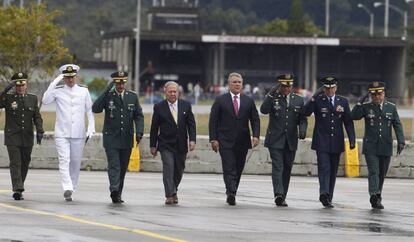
[[260, 74, 307, 207], [150, 81, 196, 205], [351, 81, 405, 209], [0, 73, 44, 200], [303, 77, 355, 208], [209, 72, 260, 206], [92, 71, 144, 203]]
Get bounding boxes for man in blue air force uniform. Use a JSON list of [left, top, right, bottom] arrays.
[[303, 77, 355, 208]]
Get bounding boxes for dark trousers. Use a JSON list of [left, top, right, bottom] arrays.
[[105, 148, 132, 195], [160, 150, 186, 197], [365, 155, 391, 196], [268, 144, 296, 198], [316, 151, 341, 201], [7, 146, 33, 192], [219, 147, 249, 195]]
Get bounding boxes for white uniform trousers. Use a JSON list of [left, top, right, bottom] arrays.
[[55, 137, 84, 191]]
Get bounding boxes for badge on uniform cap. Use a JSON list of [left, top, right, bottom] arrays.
[[373, 81, 379, 87], [327, 77, 334, 81], [286, 74, 291, 79], [67, 66, 73, 71], [18, 73, 23, 78], [119, 71, 124, 77]]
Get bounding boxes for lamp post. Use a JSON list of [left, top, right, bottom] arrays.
[[134, 0, 141, 93], [374, 1, 407, 38], [357, 3, 374, 37], [325, 0, 330, 36]]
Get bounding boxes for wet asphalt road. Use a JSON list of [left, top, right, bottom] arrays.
[[0, 169, 413, 242]]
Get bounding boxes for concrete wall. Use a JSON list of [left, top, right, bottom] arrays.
[[0, 131, 413, 178]]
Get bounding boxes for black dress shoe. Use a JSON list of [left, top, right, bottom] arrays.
[[173, 194, 178, 204], [13, 192, 23, 200], [370, 195, 384, 209], [275, 196, 287, 207], [110, 191, 121, 203], [226, 195, 236, 206], [319, 194, 333, 208]]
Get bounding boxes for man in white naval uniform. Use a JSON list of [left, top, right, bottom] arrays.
[[42, 64, 95, 201]]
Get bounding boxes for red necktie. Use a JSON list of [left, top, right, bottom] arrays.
[[233, 95, 239, 116]]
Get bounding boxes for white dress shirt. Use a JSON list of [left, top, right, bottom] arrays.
[[42, 78, 95, 138]]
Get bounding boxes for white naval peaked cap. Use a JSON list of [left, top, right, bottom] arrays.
[[59, 64, 80, 76]]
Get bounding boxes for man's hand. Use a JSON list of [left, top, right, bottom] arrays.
[[299, 132, 306, 140], [312, 87, 324, 98], [150, 147, 157, 157], [36, 132, 44, 145], [86, 131, 94, 139], [268, 84, 280, 97], [350, 142, 356, 150], [252, 137, 259, 148], [211, 140, 219, 153], [53, 74, 64, 83], [105, 80, 115, 93], [1, 80, 16, 96], [136, 135, 141, 146], [189, 141, 196, 151], [397, 143, 405, 156], [358, 92, 369, 105]]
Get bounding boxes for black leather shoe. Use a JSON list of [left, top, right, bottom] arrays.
[[226, 194, 236, 206], [371, 195, 384, 209], [275, 196, 287, 207], [110, 191, 121, 203], [13, 192, 23, 200], [319, 194, 333, 208]]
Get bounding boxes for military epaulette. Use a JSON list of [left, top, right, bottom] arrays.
[[55, 85, 64, 89], [385, 101, 395, 106], [127, 90, 137, 94], [292, 93, 303, 98], [78, 84, 88, 88], [336, 95, 346, 99], [27, 93, 37, 96]]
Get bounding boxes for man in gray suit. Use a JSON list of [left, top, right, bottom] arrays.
[[150, 81, 196, 205]]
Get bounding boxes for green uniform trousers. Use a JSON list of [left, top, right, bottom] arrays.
[[105, 148, 132, 195], [7, 146, 33, 192], [365, 155, 391, 196]]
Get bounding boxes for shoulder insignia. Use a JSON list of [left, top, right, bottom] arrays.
[[128, 90, 137, 94], [55, 85, 64, 89], [386, 101, 395, 106], [336, 95, 345, 99], [78, 84, 88, 88], [27, 93, 37, 97]]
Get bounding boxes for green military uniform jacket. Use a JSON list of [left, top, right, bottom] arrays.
[[351, 101, 405, 156], [92, 89, 144, 149], [0, 92, 43, 147], [260, 92, 308, 151]]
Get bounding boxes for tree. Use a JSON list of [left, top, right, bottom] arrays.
[[288, 0, 306, 35], [0, 4, 69, 82], [246, 19, 288, 35]]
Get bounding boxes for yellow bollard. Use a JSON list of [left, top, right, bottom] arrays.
[[128, 134, 140, 172], [344, 139, 359, 177]]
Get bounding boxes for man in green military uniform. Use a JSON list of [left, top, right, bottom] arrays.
[[351, 81, 405, 209], [92, 71, 144, 203], [0, 72, 44, 200], [260, 74, 307, 207]]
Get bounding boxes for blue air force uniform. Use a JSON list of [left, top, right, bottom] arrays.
[[303, 77, 355, 207]]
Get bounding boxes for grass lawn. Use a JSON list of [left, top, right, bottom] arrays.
[[0, 111, 412, 140]]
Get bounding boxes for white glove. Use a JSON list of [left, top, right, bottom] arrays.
[[86, 131, 95, 138], [53, 74, 64, 84]]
